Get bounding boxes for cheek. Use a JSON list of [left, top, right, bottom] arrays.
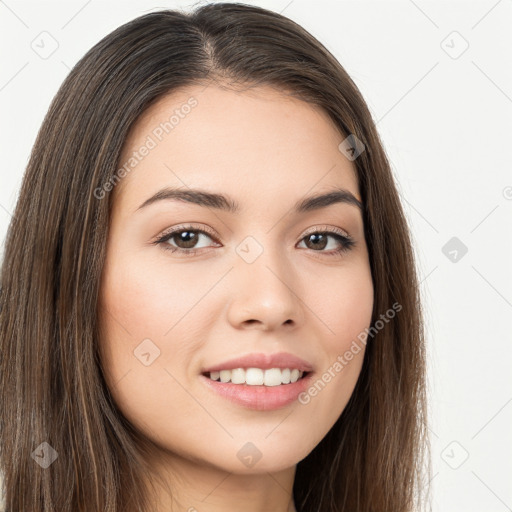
[[99, 250, 217, 351], [97, 252, 218, 432], [330, 269, 373, 346], [297, 262, 373, 433], [97, 286, 193, 448], [311, 259, 374, 350]]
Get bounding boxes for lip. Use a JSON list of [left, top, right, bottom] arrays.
[[201, 352, 314, 373], [200, 371, 313, 411]]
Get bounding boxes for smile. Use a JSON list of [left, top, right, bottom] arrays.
[[205, 367, 307, 386], [200, 369, 313, 411]]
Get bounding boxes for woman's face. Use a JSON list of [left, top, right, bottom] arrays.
[[98, 84, 374, 474]]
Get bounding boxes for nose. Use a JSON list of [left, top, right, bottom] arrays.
[[225, 244, 304, 331]]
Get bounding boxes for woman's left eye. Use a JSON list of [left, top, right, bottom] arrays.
[[153, 225, 355, 257], [297, 230, 355, 255]]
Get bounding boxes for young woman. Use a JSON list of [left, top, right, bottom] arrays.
[[0, 3, 430, 511]]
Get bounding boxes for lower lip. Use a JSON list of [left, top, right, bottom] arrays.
[[200, 373, 313, 411]]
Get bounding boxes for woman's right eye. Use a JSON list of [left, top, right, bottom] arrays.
[[154, 226, 219, 255]]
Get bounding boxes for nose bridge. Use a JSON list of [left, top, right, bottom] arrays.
[[235, 230, 289, 284]]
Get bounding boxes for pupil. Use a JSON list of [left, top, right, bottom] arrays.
[[309, 233, 327, 250], [178, 231, 197, 248]]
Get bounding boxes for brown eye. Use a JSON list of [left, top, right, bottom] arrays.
[[153, 225, 220, 255], [169, 230, 203, 249], [298, 231, 355, 255], [303, 233, 329, 250]]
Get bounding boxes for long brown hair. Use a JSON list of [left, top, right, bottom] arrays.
[[0, 3, 430, 511]]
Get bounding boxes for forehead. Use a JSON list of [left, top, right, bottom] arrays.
[[114, 84, 360, 213]]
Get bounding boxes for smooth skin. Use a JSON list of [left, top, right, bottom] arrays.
[[98, 83, 374, 512]]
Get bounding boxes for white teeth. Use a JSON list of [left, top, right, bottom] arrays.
[[264, 368, 282, 387], [245, 368, 264, 385], [231, 368, 246, 384], [206, 367, 306, 386]]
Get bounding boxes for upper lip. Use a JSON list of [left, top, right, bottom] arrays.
[[201, 352, 314, 373]]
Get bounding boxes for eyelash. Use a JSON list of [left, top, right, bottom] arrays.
[[152, 224, 355, 258]]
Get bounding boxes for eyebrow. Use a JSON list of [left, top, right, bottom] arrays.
[[135, 187, 363, 214]]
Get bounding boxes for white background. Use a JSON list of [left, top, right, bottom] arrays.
[[1, 1, 511, 510]]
